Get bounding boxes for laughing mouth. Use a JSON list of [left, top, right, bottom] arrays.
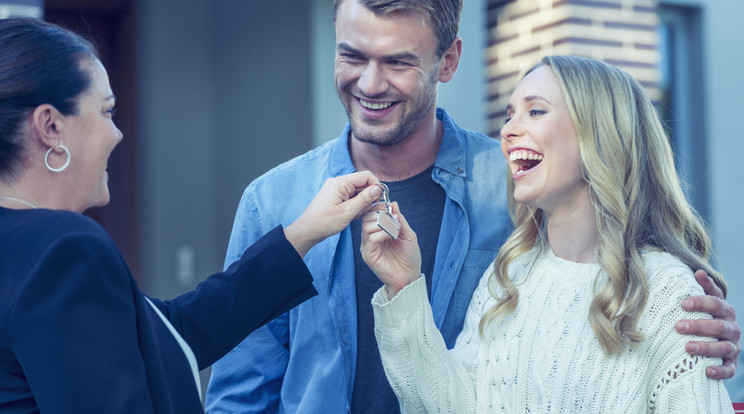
[[510, 149, 544, 172], [359, 99, 393, 110]]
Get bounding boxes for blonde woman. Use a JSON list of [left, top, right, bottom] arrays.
[[361, 55, 734, 412]]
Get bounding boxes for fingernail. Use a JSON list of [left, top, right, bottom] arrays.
[[709, 367, 718, 377], [687, 343, 699, 353], [681, 298, 694, 310], [370, 186, 382, 198], [676, 321, 689, 333]]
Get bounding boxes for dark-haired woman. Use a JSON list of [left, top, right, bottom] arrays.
[[0, 17, 382, 413]]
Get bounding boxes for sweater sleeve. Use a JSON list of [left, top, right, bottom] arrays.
[[651, 356, 733, 414], [373, 276, 478, 414], [642, 257, 734, 413]]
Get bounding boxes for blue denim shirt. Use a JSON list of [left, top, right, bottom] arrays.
[[205, 109, 511, 413]]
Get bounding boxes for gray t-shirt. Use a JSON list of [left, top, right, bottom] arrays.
[[350, 164, 446, 414]]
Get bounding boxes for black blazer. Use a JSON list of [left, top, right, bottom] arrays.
[[0, 208, 317, 413]]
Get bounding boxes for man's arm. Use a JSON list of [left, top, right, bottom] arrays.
[[675, 270, 741, 380]]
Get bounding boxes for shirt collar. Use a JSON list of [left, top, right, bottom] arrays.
[[328, 123, 357, 177], [433, 107, 467, 178]]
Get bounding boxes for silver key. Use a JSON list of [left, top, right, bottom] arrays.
[[376, 210, 400, 240], [375, 183, 400, 240]]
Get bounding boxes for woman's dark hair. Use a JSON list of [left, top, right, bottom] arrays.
[[0, 17, 98, 180]]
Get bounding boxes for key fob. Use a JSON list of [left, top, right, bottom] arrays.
[[376, 210, 400, 240]]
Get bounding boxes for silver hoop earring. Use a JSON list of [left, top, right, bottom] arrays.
[[45, 145, 71, 172]]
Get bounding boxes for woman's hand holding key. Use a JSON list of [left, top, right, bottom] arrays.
[[284, 171, 382, 258], [361, 201, 422, 299]]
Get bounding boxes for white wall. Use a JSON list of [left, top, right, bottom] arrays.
[[692, 0, 744, 397], [137, 0, 219, 298], [660, 0, 744, 398], [137, 0, 314, 300], [698, 0, 744, 309]]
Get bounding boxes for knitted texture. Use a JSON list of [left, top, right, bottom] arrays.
[[373, 248, 733, 413]]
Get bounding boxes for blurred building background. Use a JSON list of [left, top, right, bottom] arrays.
[[2, 0, 742, 399]]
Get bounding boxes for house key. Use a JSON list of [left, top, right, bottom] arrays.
[[376, 183, 400, 240]]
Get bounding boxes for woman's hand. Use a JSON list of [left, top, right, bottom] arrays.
[[285, 171, 381, 257], [361, 202, 421, 298]]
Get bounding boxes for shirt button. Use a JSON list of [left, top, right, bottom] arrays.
[[457, 167, 463, 173]]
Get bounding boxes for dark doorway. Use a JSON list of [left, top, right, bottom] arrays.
[[44, 0, 141, 280]]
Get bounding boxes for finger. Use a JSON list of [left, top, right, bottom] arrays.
[[694, 269, 723, 299], [685, 339, 739, 380], [681, 295, 736, 320], [332, 182, 381, 221], [361, 224, 395, 258], [676, 318, 740, 342], [361, 209, 382, 226], [361, 212, 388, 240], [339, 170, 379, 186], [685, 339, 739, 360], [352, 184, 382, 208], [343, 171, 381, 192], [325, 172, 379, 203], [389, 202, 415, 240], [706, 360, 736, 380], [352, 202, 385, 221], [367, 227, 394, 243]]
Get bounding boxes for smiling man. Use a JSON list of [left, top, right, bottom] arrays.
[[205, 1, 740, 413]]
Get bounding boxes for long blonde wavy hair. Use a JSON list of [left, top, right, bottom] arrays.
[[480, 55, 725, 355]]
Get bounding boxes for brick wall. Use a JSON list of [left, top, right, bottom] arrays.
[[486, 0, 660, 136]]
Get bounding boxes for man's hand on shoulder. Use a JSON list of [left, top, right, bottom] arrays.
[[675, 270, 740, 380]]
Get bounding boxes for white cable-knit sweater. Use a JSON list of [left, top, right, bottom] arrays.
[[373, 248, 733, 413]]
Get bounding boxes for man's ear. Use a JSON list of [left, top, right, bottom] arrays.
[[438, 36, 462, 83], [31, 104, 65, 149]]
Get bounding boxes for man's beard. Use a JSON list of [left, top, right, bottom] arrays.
[[339, 72, 438, 146]]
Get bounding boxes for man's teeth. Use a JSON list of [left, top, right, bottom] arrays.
[[510, 150, 544, 162], [360, 99, 392, 110]]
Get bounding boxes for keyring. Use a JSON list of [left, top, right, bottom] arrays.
[[377, 183, 393, 215]]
